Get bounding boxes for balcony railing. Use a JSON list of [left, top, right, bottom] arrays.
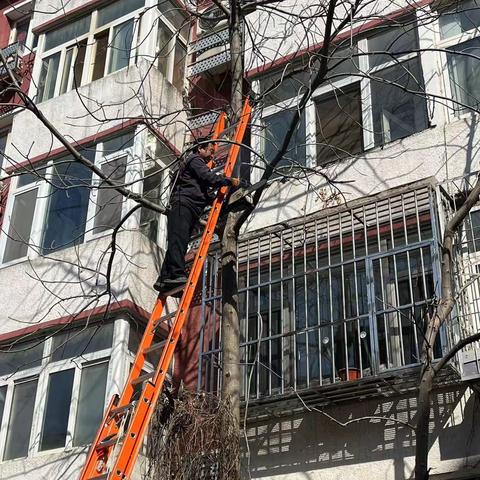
[[197, 181, 452, 407]]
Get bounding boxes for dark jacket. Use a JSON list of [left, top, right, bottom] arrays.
[[170, 154, 231, 213]]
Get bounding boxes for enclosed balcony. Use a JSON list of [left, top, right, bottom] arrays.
[[197, 181, 464, 417]]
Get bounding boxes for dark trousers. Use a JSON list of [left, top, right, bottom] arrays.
[[159, 202, 201, 283]]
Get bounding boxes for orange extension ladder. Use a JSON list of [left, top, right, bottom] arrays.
[[79, 98, 251, 480]]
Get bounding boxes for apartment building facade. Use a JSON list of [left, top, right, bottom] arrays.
[[0, 0, 479, 479]]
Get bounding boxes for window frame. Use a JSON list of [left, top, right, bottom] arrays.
[[0, 134, 134, 265], [254, 15, 428, 175], [435, 2, 480, 118], [154, 9, 188, 90], [0, 320, 127, 461], [36, 3, 145, 102]]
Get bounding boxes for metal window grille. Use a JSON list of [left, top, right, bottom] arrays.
[[198, 184, 444, 399]]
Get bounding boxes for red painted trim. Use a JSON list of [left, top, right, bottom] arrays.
[[0, 299, 152, 343], [246, 0, 433, 78], [5, 118, 181, 174]]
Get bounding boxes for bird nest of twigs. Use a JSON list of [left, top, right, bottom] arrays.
[[145, 389, 238, 480]]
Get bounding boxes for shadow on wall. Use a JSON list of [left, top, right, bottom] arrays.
[[243, 387, 480, 480]]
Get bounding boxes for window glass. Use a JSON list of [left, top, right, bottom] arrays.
[[140, 167, 164, 242], [264, 109, 306, 172], [157, 21, 173, 76], [40, 369, 74, 451], [4, 379, 38, 460], [108, 19, 135, 74], [51, 323, 114, 362], [367, 20, 418, 68], [371, 58, 427, 146], [3, 188, 38, 263], [439, 0, 480, 39], [93, 156, 127, 233], [97, 0, 144, 28], [465, 209, 480, 251], [14, 18, 30, 45], [59, 47, 74, 95], [315, 83, 363, 164], [41, 158, 93, 254], [172, 41, 186, 90], [44, 15, 91, 52], [325, 45, 359, 78], [259, 69, 311, 107], [0, 131, 8, 171], [92, 30, 109, 81], [73, 362, 108, 446], [37, 52, 60, 102], [0, 385, 6, 432], [447, 36, 480, 114], [0, 341, 44, 376], [73, 40, 87, 88], [158, 0, 189, 36], [101, 132, 135, 154]]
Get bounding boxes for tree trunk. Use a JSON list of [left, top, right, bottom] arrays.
[[221, 211, 242, 480], [414, 366, 434, 480], [219, 1, 245, 478]]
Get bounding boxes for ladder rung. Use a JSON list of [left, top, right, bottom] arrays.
[[153, 311, 176, 329], [131, 371, 155, 386], [143, 342, 165, 355], [108, 402, 135, 418], [96, 434, 122, 450], [88, 474, 109, 480], [158, 283, 186, 298]]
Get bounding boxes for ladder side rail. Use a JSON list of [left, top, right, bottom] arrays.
[[109, 99, 251, 480]]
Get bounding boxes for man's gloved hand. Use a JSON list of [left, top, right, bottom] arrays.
[[229, 177, 241, 187]]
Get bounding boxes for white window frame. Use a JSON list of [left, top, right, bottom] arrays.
[[86, 144, 134, 242], [434, 1, 480, 120], [35, 2, 145, 102], [154, 9, 188, 89], [0, 319, 130, 461], [0, 134, 135, 266], [256, 17, 427, 171]]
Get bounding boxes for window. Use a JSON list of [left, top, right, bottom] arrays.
[[37, 0, 144, 102], [264, 108, 306, 172], [93, 155, 127, 233], [73, 362, 109, 446], [41, 158, 93, 254], [315, 83, 363, 164], [40, 369, 75, 451], [0, 340, 43, 376], [438, 0, 480, 114], [199, 187, 442, 398], [1, 133, 133, 264], [51, 323, 114, 362], [0, 322, 118, 460], [10, 17, 30, 45], [464, 208, 480, 252], [156, 16, 188, 91], [256, 16, 428, 169], [0, 129, 9, 172], [370, 58, 428, 146], [2, 174, 41, 263], [4, 378, 38, 460]]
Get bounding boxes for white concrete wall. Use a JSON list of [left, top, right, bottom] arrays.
[[7, 60, 185, 162], [244, 115, 480, 233], [245, 387, 480, 480], [0, 230, 162, 335]]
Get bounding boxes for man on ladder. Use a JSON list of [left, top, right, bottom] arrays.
[[154, 136, 241, 294]]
